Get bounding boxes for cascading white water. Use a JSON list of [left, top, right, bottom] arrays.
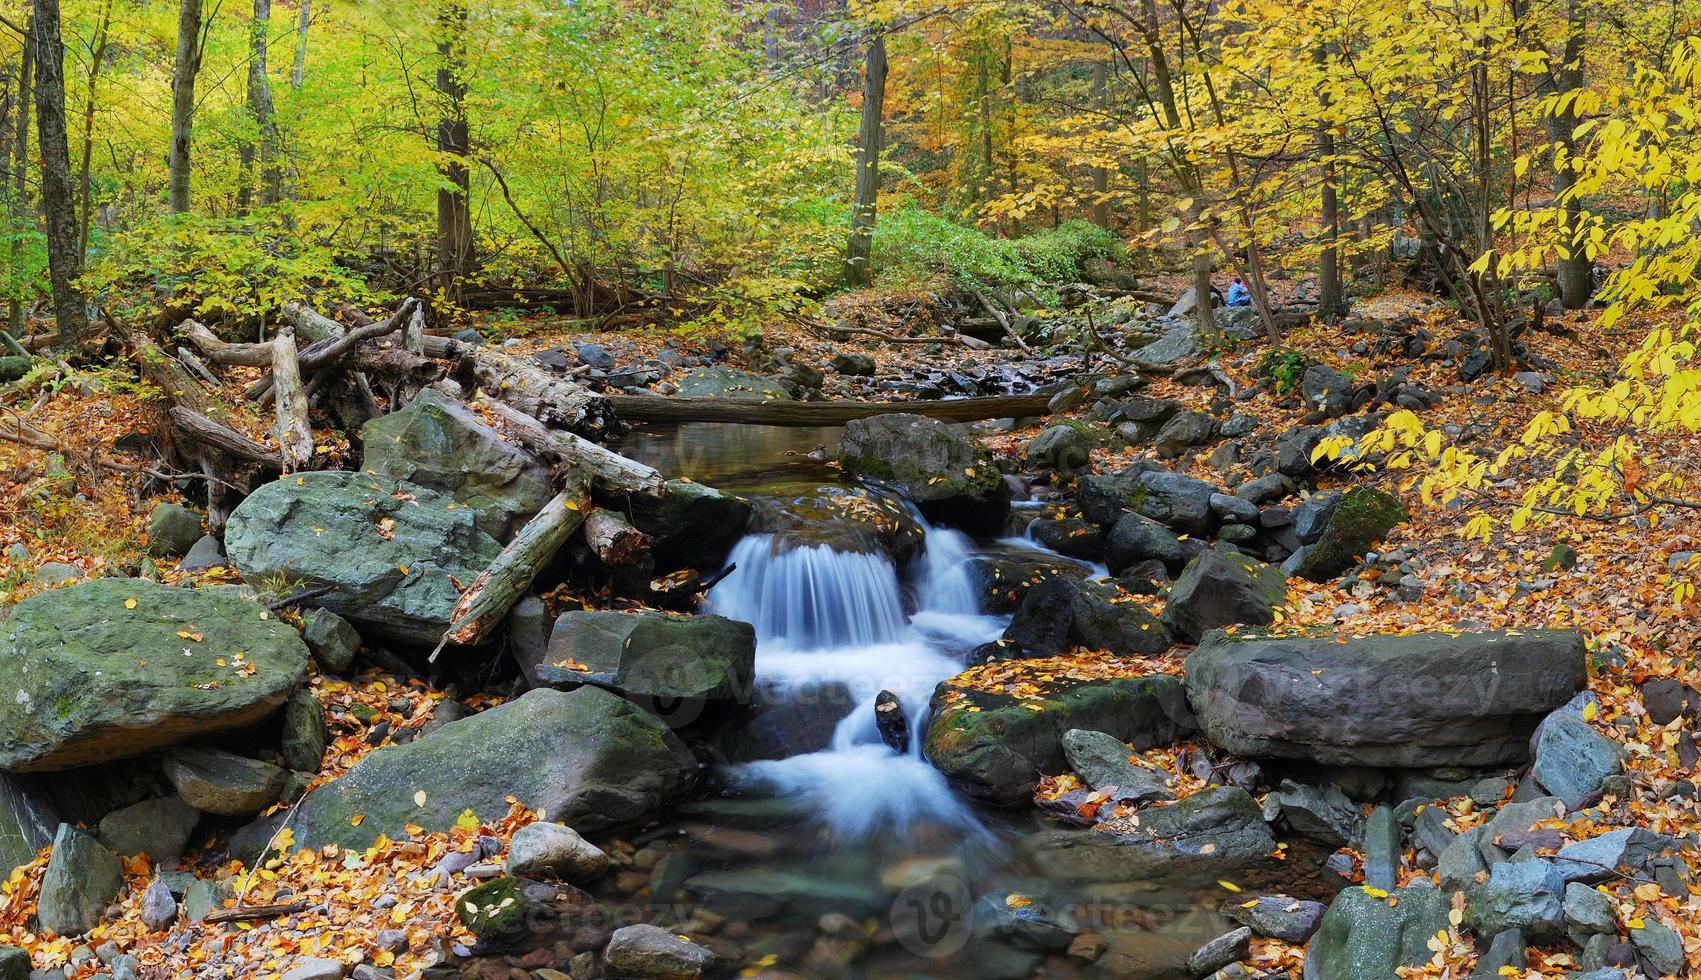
[[709, 513, 1006, 839], [711, 535, 907, 649]]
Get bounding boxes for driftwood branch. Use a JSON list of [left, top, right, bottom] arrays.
[[271, 327, 314, 473], [432, 487, 591, 659], [166, 407, 281, 468], [477, 397, 665, 495], [584, 508, 649, 565]]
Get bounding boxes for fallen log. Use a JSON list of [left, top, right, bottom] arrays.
[[280, 301, 346, 344], [603, 391, 1055, 427], [246, 299, 418, 401], [0, 356, 30, 381], [425, 338, 612, 439], [584, 508, 649, 565], [476, 396, 664, 495], [432, 487, 590, 658], [271, 326, 314, 473], [166, 407, 281, 468]]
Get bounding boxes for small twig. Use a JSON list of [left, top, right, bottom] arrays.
[[266, 585, 336, 610], [203, 901, 311, 925]]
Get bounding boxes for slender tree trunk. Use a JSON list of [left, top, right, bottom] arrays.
[[32, 0, 87, 347], [435, 0, 473, 304], [1316, 48, 1342, 321], [843, 33, 886, 288], [1089, 60, 1110, 229], [291, 0, 309, 88], [76, 0, 112, 258], [168, 0, 203, 215], [1548, 0, 1590, 308], [977, 44, 992, 205], [8, 29, 32, 336], [1137, 0, 1215, 338], [238, 0, 280, 213]]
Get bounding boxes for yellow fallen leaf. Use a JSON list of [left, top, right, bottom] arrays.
[[124, 597, 137, 609], [1217, 880, 1241, 893], [350, 814, 365, 827], [413, 790, 428, 807]]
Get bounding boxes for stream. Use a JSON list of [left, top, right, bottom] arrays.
[[608, 422, 1319, 977]]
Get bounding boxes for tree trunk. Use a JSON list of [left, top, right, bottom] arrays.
[[291, 0, 309, 88], [8, 26, 31, 337], [584, 509, 649, 566], [476, 396, 665, 495], [168, 0, 202, 215], [1090, 60, 1111, 229], [1548, 0, 1590, 309], [238, 0, 280, 212], [843, 33, 886, 288], [1316, 47, 1342, 322], [435, 0, 473, 305], [76, 0, 111, 259], [31, 0, 86, 348]]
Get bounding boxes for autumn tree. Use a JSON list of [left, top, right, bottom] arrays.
[[31, 0, 84, 347]]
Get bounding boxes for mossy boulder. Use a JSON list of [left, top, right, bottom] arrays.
[[1285, 486, 1407, 582], [923, 673, 1197, 804], [611, 479, 752, 573], [1303, 884, 1450, 980], [224, 471, 502, 646], [288, 688, 695, 848], [1160, 549, 1287, 643], [361, 388, 553, 540], [0, 579, 309, 771], [838, 413, 1010, 534], [676, 366, 791, 400]]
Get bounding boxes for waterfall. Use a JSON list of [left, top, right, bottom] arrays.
[[709, 535, 906, 649]]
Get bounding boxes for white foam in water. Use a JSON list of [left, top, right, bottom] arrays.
[[712, 515, 1009, 840]]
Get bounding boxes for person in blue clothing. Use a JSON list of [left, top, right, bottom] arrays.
[[1225, 276, 1252, 307]]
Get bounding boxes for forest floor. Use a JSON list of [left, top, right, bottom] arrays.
[[0, 281, 1696, 978]]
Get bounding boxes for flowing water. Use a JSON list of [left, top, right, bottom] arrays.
[[613, 422, 1320, 977]]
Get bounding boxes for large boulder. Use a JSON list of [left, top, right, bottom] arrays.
[[1284, 487, 1407, 582], [525, 610, 756, 723], [1077, 468, 1216, 534], [1160, 550, 1287, 643], [923, 673, 1197, 804], [1184, 629, 1586, 768], [1103, 514, 1202, 576], [838, 414, 1010, 534], [287, 688, 695, 848], [1023, 787, 1276, 883], [1303, 884, 1450, 980], [360, 388, 554, 539], [225, 472, 502, 646], [612, 479, 751, 573], [0, 579, 309, 771]]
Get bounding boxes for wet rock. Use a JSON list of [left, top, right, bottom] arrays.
[[1025, 787, 1276, 883], [455, 876, 547, 948], [1060, 729, 1171, 804], [1629, 918, 1683, 977], [972, 889, 1077, 951], [1067, 581, 1171, 656], [1465, 859, 1566, 942], [1283, 487, 1407, 582], [0, 579, 309, 770], [1027, 425, 1094, 477], [838, 414, 1009, 534], [146, 502, 203, 558], [924, 674, 1197, 805], [1639, 678, 1699, 725], [1262, 780, 1362, 848], [1026, 518, 1106, 561], [874, 691, 909, 754], [38, 825, 122, 937], [1471, 928, 1526, 978], [968, 552, 1089, 613], [225, 472, 502, 645], [163, 747, 286, 817], [280, 959, 345, 980], [1530, 697, 1626, 804], [604, 923, 714, 979], [528, 610, 756, 719], [1303, 884, 1449, 980], [1183, 629, 1586, 767], [287, 688, 695, 847], [505, 822, 609, 884], [97, 795, 200, 863], [1160, 550, 1286, 643], [1224, 895, 1325, 943]]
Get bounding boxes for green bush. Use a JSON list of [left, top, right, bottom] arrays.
[[870, 209, 1124, 288]]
